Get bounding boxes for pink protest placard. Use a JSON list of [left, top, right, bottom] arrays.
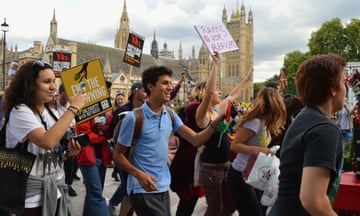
[[194, 23, 239, 54]]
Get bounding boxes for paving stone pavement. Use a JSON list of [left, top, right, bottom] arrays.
[[69, 168, 217, 216]]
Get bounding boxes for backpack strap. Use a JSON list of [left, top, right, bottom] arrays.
[[166, 106, 175, 128], [132, 108, 144, 146], [127, 107, 173, 160], [127, 108, 144, 160]]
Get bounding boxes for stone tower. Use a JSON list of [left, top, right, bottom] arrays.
[[45, 9, 58, 51], [150, 31, 159, 59], [178, 41, 183, 60], [114, 0, 130, 49], [221, 2, 254, 101], [187, 2, 253, 102]]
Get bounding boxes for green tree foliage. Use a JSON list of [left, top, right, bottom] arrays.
[[253, 81, 266, 98], [308, 18, 346, 56], [308, 18, 360, 61], [344, 18, 360, 61], [282, 51, 311, 95], [255, 17, 360, 97]]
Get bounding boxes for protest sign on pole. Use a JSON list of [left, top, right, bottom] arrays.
[[60, 59, 112, 123], [123, 31, 145, 68], [194, 23, 239, 54], [52, 49, 72, 77]]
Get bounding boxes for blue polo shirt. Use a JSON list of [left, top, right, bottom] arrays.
[[118, 102, 183, 194]]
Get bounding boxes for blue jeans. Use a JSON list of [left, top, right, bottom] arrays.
[[341, 129, 352, 143], [80, 158, 110, 216], [341, 129, 352, 157], [109, 169, 128, 206]]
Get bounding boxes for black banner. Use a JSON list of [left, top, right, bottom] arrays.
[[53, 50, 72, 76], [123, 32, 144, 68], [75, 98, 112, 122]]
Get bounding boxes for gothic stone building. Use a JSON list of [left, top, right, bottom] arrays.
[[1, 0, 254, 102]]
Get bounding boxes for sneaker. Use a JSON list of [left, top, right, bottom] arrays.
[[73, 174, 81, 181], [68, 185, 77, 197], [108, 204, 117, 216], [112, 172, 120, 182]]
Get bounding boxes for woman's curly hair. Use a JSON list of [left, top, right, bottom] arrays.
[[3, 61, 52, 121]]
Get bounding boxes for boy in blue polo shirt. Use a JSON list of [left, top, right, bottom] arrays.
[[113, 65, 225, 215]]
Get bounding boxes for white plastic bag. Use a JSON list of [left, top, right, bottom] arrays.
[[242, 152, 280, 191], [260, 156, 280, 206]]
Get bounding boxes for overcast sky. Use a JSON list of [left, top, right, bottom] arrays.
[[0, 0, 359, 82]]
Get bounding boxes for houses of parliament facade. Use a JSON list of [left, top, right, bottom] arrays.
[[0, 0, 254, 102]]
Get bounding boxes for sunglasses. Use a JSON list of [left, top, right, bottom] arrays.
[[32, 60, 52, 71]]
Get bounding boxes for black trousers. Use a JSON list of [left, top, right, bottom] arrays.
[[228, 165, 265, 216], [130, 191, 171, 216], [64, 156, 76, 185]]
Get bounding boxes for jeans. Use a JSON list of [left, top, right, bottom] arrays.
[[199, 163, 235, 216], [341, 129, 352, 143], [80, 158, 110, 216], [341, 129, 352, 157], [109, 169, 128, 206]]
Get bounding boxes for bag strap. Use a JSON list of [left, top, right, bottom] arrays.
[[0, 122, 7, 147], [127, 107, 173, 159], [127, 108, 144, 160], [45, 104, 59, 121], [0, 112, 30, 150], [166, 106, 175, 128]]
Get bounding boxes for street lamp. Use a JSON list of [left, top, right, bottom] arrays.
[[1, 18, 9, 90]]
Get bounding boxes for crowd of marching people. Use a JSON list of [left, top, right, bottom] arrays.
[[0, 52, 351, 216]]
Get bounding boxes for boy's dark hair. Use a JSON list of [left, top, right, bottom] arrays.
[[142, 66, 173, 96]]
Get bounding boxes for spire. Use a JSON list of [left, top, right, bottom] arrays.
[[151, 31, 159, 59], [122, 0, 127, 17], [120, 0, 129, 27], [200, 44, 207, 55], [248, 7, 253, 24], [103, 53, 112, 81], [115, 0, 130, 49], [192, 45, 195, 59], [222, 4, 227, 23], [178, 41, 183, 60], [50, 9, 57, 40], [240, 1, 246, 20]]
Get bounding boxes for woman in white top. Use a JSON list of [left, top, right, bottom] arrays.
[[229, 87, 286, 216], [3, 60, 86, 216]]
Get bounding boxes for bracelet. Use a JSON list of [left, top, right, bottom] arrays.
[[67, 106, 78, 116], [69, 105, 80, 113]]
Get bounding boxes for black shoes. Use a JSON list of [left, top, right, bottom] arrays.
[[73, 174, 81, 181], [112, 171, 120, 182], [68, 185, 77, 197]]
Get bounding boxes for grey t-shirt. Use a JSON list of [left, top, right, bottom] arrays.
[[231, 118, 271, 172]]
